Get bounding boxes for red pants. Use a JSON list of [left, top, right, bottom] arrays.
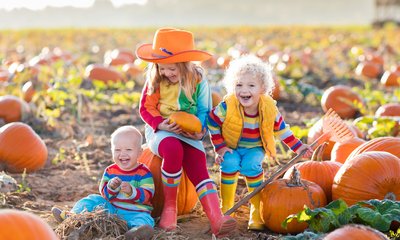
[[158, 137, 210, 187]]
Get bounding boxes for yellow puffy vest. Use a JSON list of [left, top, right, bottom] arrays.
[[221, 94, 278, 161]]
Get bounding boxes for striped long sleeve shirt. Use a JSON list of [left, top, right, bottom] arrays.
[[100, 163, 155, 213], [207, 101, 303, 152]]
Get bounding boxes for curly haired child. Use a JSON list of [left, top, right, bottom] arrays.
[[207, 54, 313, 230]]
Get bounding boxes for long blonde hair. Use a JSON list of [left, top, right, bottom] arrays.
[[145, 62, 204, 102]]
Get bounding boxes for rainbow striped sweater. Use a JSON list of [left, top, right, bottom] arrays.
[[100, 163, 154, 213], [139, 78, 212, 132], [207, 101, 303, 152]]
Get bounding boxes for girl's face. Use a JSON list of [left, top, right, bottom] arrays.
[[158, 63, 180, 83], [234, 72, 266, 115], [112, 132, 143, 171]]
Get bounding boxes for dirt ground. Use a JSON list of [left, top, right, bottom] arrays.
[[1, 88, 323, 240]]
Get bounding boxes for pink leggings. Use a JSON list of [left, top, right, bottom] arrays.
[[158, 137, 210, 187]]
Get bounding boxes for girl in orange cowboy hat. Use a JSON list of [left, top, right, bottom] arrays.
[[136, 28, 237, 238]]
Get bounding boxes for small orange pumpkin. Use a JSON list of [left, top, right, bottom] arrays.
[[380, 70, 400, 87], [324, 224, 390, 240], [283, 143, 342, 202], [168, 111, 202, 134], [320, 85, 364, 119], [332, 151, 400, 207], [211, 90, 223, 108], [22, 81, 36, 103], [0, 95, 31, 123], [260, 167, 327, 234], [331, 137, 366, 164], [375, 103, 400, 117], [84, 63, 124, 83], [0, 122, 48, 173], [137, 146, 198, 218], [0, 210, 58, 240], [355, 61, 381, 79], [272, 74, 280, 101]]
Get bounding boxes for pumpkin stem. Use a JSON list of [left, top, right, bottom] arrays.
[[384, 192, 396, 201], [287, 166, 303, 187], [311, 142, 328, 162]]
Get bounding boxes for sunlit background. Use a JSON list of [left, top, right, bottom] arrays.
[[0, 0, 390, 29]]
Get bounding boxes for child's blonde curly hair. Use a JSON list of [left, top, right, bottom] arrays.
[[222, 54, 275, 97]]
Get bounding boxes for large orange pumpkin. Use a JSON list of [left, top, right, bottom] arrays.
[[283, 143, 342, 202], [380, 70, 400, 87], [168, 111, 202, 134], [0, 209, 58, 240], [0, 122, 48, 173], [84, 63, 124, 83], [137, 146, 198, 218], [0, 95, 31, 124], [331, 137, 366, 164], [260, 167, 327, 234], [320, 85, 364, 119], [332, 151, 400, 207], [346, 137, 400, 162], [324, 224, 390, 240]]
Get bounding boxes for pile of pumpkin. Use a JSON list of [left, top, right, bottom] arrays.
[[137, 108, 400, 237]]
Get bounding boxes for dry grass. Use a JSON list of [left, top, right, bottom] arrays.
[[55, 206, 128, 240]]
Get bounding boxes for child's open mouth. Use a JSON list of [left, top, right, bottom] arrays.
[[241, 96, 251, 100], [120, 159, 130, 164]]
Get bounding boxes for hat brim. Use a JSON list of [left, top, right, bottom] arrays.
[[136, 44, 212, 63]]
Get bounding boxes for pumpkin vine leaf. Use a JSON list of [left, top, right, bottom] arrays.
[[280, 231, 325, 240], [283, 199, 400, 235], [356, 199, 400, 232]]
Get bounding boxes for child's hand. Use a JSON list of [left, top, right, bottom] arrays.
[[295, 144, 313, 158], [109, 177, 122, 190], [120, 182, 133, 196], [157, 119, 182, 134], [181, 127, 206, 140], [215, 147, 233, 165]]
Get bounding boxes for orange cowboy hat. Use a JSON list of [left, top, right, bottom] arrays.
[[136, 28, 212, 63]]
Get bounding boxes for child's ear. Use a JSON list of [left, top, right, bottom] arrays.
[[261, 86, 267, 94], [138, 148, 143, 158]]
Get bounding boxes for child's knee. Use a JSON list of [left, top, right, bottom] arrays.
[[241, 163, 262, 177], [220, 161, 240, 173]]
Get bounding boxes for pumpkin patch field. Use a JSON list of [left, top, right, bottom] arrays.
[[0, 26, 400, 240]]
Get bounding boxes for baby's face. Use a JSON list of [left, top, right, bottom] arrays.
[[111, 132, 142, 171], [234, 72, 266, 114]]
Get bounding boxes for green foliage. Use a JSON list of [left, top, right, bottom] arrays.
[[52, 148, 65, 164], [355, 82, 400, 116], [280, 79, 323, 105], [290, 126, 309, 141], [280, 231, 325, 240], [16, 169, 31, 193], [388, 228, 400, 240], [283, 199, 400, 234], [354, 116, 399, 139]]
